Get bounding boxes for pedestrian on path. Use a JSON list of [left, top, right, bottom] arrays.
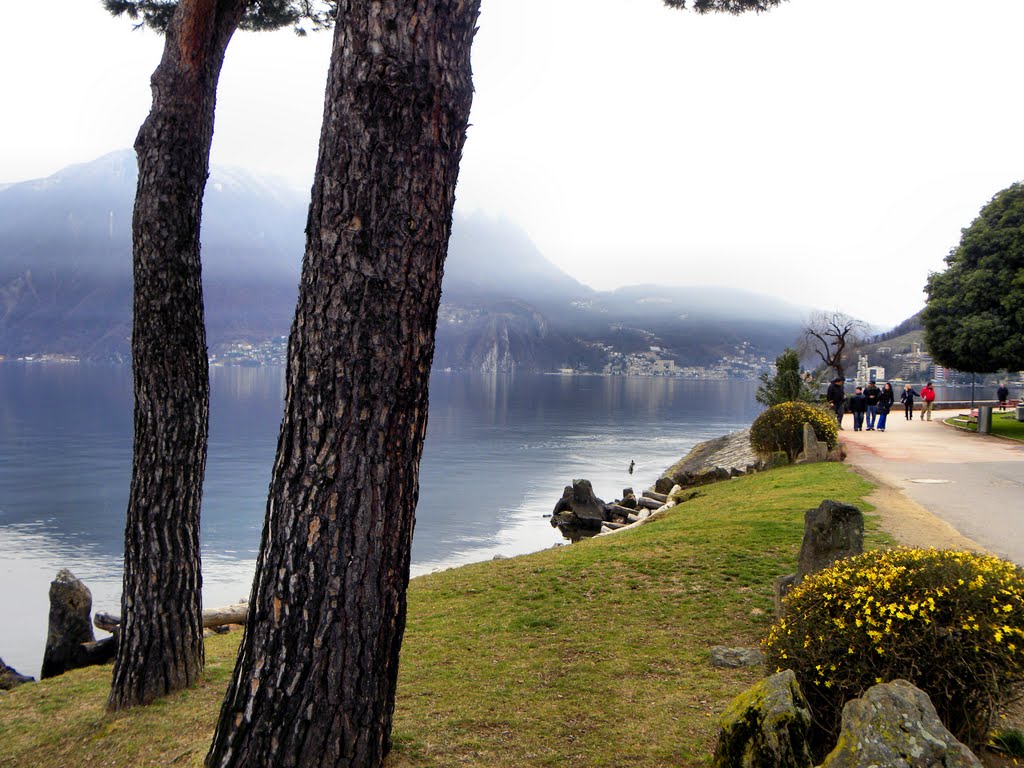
[[921, 381, 936, 421], [827, 377, 847, 430], [998, 382, 1010, 411], [877, 382, 895, 431], [849, 386, 867, 431], [864, 380, 882, 430], [901, 384, 920, 420]]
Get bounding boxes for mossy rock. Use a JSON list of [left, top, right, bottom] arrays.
[[712, 669, 814, 768]]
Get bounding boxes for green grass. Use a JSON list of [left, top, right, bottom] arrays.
[[946, 411, 1024, 441], [0, 463, 880, 768]]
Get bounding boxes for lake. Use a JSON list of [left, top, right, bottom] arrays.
[[0, 364, 766, 676]]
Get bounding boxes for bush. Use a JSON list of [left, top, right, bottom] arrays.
[[749, 401, 838, 460], [763, 548, 1024, 752]]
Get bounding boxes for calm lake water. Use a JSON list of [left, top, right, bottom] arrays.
[[0, 364, 766, 676]]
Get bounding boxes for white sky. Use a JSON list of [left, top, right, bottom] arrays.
[[2, 0, 1022, 328]]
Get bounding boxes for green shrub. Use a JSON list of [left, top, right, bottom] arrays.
[[749, 401, 838, 460], [763, 548, 1024, 752]]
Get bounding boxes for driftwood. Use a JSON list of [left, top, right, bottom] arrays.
[[95, 603, 249, 633], [642, 490, 669, 504], [636, 497, 663, 511]]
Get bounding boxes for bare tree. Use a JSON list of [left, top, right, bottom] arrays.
[[800, 310, 867, 382]]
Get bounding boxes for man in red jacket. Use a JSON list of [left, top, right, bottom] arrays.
[[920, 381, 936, 421]]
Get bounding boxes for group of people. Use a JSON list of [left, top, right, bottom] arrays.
[[826, 378, 937, 432]]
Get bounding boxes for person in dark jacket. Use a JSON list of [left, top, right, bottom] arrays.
[[900, 383, 920, 420], [877, 382, 895, 431], [848, 386, 867, 431], [826, 377, 846, 429], [864, 380, 882, 431], [997, 383, 1010, 411]]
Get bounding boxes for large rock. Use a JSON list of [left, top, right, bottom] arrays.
[[550, 479, 608, 537], [796, 423, 828, 464], [820, 680, 982, 767], [0, 658, 35, 690], [41, 568, 96, 679], [658, 429, 767, 494], [776, 500, 864, 616], [796, 500, 863, 582], [712, 669, 814, 768]]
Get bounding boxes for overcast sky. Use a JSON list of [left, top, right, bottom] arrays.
[[2, 0, 1022, 328]]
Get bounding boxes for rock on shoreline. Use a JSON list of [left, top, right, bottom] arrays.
[[653, 428, 767, 495]]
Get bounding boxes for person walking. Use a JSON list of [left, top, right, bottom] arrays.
[[920, 381, 936, 421], [997, 382, 1010, 411], [900, 383, 920, 420], [849, 386, 867, 431], [826, 377, 847, 430], [864, 380, 882, 431], [877, 382, 895, 431]]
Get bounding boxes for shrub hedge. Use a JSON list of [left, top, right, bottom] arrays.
[[749, 401, 838, 461], [763, 548, 1024, 751]]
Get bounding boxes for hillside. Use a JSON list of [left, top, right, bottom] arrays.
[[0, 463, 879, 767]]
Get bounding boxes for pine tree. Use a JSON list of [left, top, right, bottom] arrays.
[[105, 0, 330, 710], [206, 1, 787, 764]]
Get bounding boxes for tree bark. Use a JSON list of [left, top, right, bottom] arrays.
[[206, 2, 479, 765], [108, 0, 248, 711]]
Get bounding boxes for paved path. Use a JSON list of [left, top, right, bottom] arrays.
[[841, 408, 1024, 564]]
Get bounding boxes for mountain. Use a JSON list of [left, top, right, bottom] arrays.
[[0, 151, 807, 372], [0, 150, 305, 360]]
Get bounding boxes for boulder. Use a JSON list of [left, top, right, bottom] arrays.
[[710, 646, 765, 669], [796, 423, 828, 464], [820, 680, 981, 767], [41, 568, 96, 679], [796, 500, 863, 583], [0, 658, 35, 690], [654, 475, 676, 495], [713, 669, 814, 768], [620, 488, 638, 509], [549, 479, 608, 537]]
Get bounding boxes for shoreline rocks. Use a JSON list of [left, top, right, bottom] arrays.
[[654, 428, 767, 495], [551, 428, 771, 542], [0, 658, 35, 690]]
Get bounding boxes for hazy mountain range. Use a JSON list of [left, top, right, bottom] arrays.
[[0, 150, 809, 371]]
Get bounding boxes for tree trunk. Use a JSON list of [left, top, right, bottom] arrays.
[[108, 0, 247, 711], [206, 2, 479, 765]]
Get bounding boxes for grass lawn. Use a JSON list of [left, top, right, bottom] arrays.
[[946, 411, 1024, 441], [0, 463, 880, 768]]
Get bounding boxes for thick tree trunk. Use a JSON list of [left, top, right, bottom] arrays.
[[206, 2, 479, 765], [108, 0, 247, 711]]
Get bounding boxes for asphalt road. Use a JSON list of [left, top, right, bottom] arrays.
[[842, 408, 1024, 565]]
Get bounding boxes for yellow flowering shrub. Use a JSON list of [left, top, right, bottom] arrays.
[[763, 548, 1024, 750], [749, 401, 839, 461]]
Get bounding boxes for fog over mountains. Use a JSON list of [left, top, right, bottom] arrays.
[[0, 151, 807, 371]]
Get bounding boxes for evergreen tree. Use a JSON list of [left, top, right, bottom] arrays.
[[105, 0, 330, 710], [756, 348, 819, 406], [206, 1, 787, 765], [923, 182, 1024, 374]]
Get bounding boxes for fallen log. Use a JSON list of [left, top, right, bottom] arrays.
[[642, 490, 669, 504], [608, 504, 638, 519], [95, 602, 249, 633], [636, 497, 663, 511]]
